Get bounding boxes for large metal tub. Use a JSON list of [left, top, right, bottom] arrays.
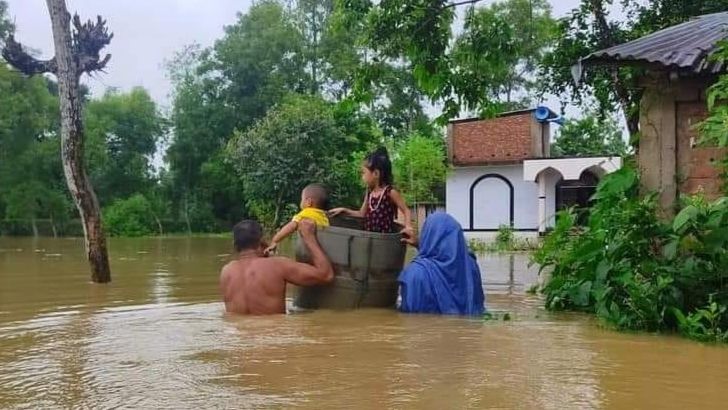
[[293, 216, 406, 309]]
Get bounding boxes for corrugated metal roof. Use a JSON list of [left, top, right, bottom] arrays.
[[580, 12, 728, 74]]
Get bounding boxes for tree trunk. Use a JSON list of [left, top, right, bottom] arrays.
[[50, 215, 58, 238], [47, 0, 111, 283], [31, 216, 38, 238], [183, 193, 192, 235], [154, 215, 164, 236], [273, 190, 285, 228]]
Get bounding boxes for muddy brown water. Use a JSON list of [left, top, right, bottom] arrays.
[[1, 237, 727, 409]]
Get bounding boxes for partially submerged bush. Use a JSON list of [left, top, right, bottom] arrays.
[[532, 166, 728, 342], [103, 194, 156, 237]]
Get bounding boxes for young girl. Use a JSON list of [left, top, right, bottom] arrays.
[[330, 147, 413, 236]]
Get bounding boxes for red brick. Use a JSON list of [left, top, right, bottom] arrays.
[[450, 112, 538, 165], [676, 102, 727, 199]]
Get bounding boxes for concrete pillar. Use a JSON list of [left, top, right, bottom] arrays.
[[538, 174, 546, 234], [639, 73, 677, 215]]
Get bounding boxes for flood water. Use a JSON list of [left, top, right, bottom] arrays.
[[1, 237, 727, 409]]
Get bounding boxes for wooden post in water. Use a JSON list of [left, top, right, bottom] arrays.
[[1, 0, 113, 283]]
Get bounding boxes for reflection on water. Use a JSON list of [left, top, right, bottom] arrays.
[[1, 237, 727, 409]]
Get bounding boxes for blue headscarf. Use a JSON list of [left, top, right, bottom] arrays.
[[398, 212, 485, 315]]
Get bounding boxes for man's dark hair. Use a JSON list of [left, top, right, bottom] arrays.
[[303, 183, 329, 209], [233, 220, 263, 252]]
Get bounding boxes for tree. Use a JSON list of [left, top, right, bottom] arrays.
[[211, 0, 308, 128], [2, 0, 114, 282], [0, 59, 69, 237], [0, 0, 13, 43], [450, 0, 557, 114], [227, 94, 371, 228], [293, 0, 334, 95], [540, 0, 728, 140], [357, 0, 557, 120], [551, 111, 628, 158], [392, 133, 448, 204], [165, 45, 237, 231], [85, 87, 165, 205], [165, 2, 308, 230]]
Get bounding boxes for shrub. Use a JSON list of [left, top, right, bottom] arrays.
[[103, 194, 155, 237], [532, 166, 728, 342]]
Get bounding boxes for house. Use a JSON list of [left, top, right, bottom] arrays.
[[445, 109, 621, 240], [576, 12, 728, 213]]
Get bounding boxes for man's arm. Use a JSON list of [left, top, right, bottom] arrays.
[[279, 220, 334, 286], [219, 263, 232, 300]]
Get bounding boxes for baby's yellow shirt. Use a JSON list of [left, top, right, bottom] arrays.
[[292, 207, 330, 227]]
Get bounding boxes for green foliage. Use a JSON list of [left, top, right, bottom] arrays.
[[364, 0, 557, 120], [392, 133, 448, 204], [699, 40, 728, 193], [533, 166, 728, 342], [0, 0, 13, 43], [103, 194, 156, 237], [0, 63, 67, 234], [495, 224, 515, 250], [85, 87, 166, 205], [450, 0, 556, 114], [467, 235, 538, 253], [227, 94, 373, 228], [540, 0, 728, 137], [551, 110, 628, 157], [674, 297, 728, 343]]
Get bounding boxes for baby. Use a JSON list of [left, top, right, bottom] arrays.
[[265, 183, 329, 255]]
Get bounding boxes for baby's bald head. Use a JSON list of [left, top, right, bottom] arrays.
[[302, 184, 328, 209]]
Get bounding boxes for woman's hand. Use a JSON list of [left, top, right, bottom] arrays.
[[400, 225, 414, 238], [400, 227, 418, 248]]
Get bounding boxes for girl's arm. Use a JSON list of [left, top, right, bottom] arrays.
[[329, 193, 367, 218], [389, 189, 413, 234]]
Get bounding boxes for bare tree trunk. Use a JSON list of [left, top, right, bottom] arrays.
[[3, 1, 114, 282], [47, 0, 111, 282]]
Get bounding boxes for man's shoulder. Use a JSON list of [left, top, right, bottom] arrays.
[[253, 256, 295, 269]]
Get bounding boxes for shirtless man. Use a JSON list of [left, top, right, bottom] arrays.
[[220, 219, 334, 315]]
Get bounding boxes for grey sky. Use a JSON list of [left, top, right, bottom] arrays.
[[5, 0, 627, 111]]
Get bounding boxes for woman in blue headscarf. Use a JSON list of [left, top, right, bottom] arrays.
[[399, 212, 485, 315]]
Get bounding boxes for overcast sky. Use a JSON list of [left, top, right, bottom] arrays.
[[5, 0, 631, 110]]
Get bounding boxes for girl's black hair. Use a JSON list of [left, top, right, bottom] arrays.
[[364, 146, 393, 186]]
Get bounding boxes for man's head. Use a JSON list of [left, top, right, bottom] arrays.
[[300, 183, 328, 210], [233, 220, 264, 253]]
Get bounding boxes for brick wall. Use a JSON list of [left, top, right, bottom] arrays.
[[449, 112, 539, 166], [676, 101, 727, 200]]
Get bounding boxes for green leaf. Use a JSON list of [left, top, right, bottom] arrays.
[[572, 280, 592, 307], [595, 259, 610, 284], [662, 239, 679, 260], [673, 205, 698, 233]]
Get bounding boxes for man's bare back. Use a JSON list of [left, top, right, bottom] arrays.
[[220, 219, 334, 315]]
